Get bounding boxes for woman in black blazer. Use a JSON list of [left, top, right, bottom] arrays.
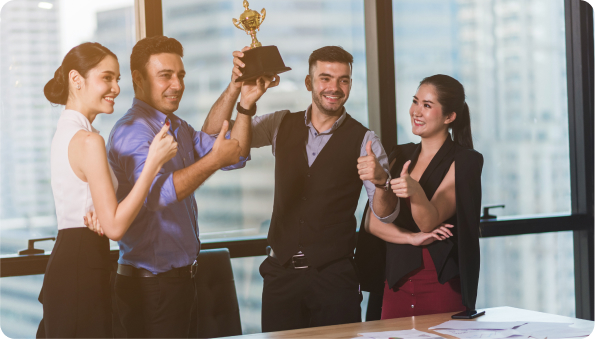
[[355, 74, 483, 319]]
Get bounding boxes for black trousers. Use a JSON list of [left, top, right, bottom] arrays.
[[37, 228, 111, 338], [260, 256, 362, 332], [113, 273, 196, 338]]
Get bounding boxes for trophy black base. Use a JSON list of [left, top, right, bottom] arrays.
[[235, 45, 292, 82]]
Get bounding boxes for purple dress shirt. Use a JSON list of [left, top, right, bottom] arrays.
[[107, 98, 248, 274]]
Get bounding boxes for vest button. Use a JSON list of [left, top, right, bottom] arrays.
[[306, 173, 311, 178], [299, 219, 305, 224], [302, 197, 307, 201]]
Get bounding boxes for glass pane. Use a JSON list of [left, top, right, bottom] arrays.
[[477, 232, 576, 317], [393, 0, 571, 218], [0, 0, 135, 255], [0, 0, 135, 336], [162, 0, 368, 241], [0, 0, 136, 249], [0, 275, 44, 338]]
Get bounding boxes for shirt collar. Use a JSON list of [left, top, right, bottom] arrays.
[[132, 98, 181, 127], [61, 109, 99, 133], [304, 104, 348, 134]]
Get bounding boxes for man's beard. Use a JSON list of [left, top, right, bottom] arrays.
[[312, 90, 345, 116]]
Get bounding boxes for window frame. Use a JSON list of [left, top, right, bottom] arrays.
[[1, 0, 592, 321]]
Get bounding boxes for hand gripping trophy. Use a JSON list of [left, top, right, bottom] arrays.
[[232, 0, 291, 82]]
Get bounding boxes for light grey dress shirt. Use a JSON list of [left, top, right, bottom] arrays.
[[251, 105, 399, 223]]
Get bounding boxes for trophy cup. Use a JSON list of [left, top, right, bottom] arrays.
[[232, 0, 291, 82]]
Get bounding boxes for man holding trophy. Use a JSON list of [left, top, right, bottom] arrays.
[[106, 33, 278, 337], [201, 1, 400, 332]]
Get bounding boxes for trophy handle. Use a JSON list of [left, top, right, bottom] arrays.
[[232, 18, 244, 30], [260, 8, 266, 25]]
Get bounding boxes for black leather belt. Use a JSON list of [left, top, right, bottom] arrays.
[[117, 264, 192, 278], [268, 248, 309, 269]]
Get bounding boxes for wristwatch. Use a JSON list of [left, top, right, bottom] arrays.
[[236, 102, 257, 116], [375, 174, 391, 191]]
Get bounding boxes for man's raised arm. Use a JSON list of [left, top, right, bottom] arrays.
[[201, 48, 248, 134]]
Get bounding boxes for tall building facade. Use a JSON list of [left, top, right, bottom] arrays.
[[0, 1, 62, 336], [455, 0, 574, 316], [0, 0, 61, 222]]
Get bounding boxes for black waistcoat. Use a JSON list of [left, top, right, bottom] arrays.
[[269, 111, 368, 268], [355, 135, 484, 310]]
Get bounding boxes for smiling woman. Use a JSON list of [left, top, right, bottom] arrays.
[[36, 42, 178, 337], [0, 1, 137, 336]]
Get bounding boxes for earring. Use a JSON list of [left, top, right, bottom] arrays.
[[76, 84, 81, 90]]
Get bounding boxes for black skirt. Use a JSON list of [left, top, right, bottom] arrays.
[[36, 227, 112, 338]]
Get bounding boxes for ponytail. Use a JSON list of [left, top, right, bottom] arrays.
[[419, 74, 474, 149], [452, 102, 473, 149], [44, 42, 117, 105]]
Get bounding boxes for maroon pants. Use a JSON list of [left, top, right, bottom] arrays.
[[381, 247, 465, 319]]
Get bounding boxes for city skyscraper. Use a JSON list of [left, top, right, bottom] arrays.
[[0, 0, 60, 221], [0, 1, 61, 336], [454, 0, 574, 316]]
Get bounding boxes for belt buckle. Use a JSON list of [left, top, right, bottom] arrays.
[[291, 253, 309, 269], [191, 259, 199, 278]]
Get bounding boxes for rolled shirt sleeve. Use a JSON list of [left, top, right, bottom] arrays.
[[361, 131, 400, 224], [251, 110, 289, 153], [109, 122, 178, 211], [191, 124, 249, 171]]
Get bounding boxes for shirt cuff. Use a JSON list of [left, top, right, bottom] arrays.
[[371, 197, 400, 224], [146, 171, 178, 211], [221, 154, 251, 171]]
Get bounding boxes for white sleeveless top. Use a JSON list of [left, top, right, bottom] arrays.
[[51, 110, 118, 230]]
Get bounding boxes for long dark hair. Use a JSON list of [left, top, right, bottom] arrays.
[[44, 42, 117, 105], [419, 74, 473, 149]]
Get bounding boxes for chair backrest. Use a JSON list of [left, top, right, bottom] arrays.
[[190, 248, 242, 338]]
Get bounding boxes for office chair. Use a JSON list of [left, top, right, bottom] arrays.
[[190, 248, 243, 338]]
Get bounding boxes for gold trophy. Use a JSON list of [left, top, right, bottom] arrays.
[[232, 0, 291, 82]]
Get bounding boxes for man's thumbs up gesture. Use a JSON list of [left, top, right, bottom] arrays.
[[211, 120, 242, 168], [390, 160, 421, 198], [357, 140, 388, 186]]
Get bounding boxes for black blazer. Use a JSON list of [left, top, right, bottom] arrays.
[[355, 135, 483, 310]]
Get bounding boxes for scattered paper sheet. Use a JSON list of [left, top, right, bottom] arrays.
[[427, 320, 593, 339], [356, 329, 445, 339], [429, 320, 527, 330], [433, 328, 524, 338], [430, 320, 527, 330], [515, 322, 593, 339]]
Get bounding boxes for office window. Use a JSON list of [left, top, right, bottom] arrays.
[[163, 0, 368, 333], [0, 0, 135, 336], [477, 232, 576, 317], [392, 0, 575, 317], [393, 0, 570, 218]]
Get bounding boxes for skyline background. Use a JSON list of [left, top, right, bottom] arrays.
[[0, 0, 579, 337]]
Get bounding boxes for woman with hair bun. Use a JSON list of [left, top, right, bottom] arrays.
[[355, 74, 484, 319], [37, 42, 178, 338]]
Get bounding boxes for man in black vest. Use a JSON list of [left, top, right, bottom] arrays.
[[202, 46, 399, 331]]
